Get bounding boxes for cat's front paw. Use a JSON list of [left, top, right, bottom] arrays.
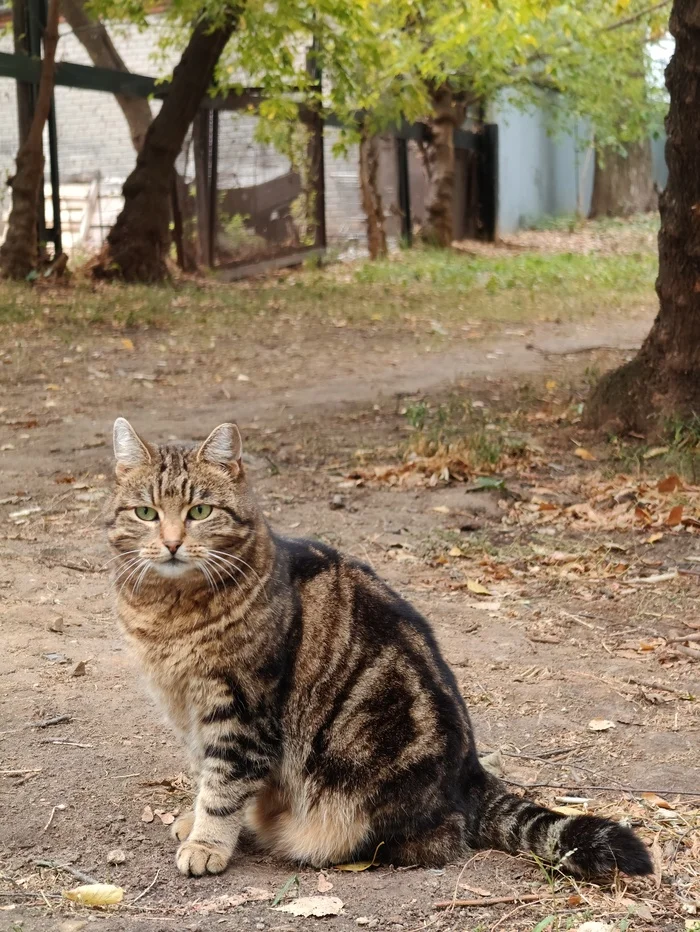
[[176, 840, 231, 876], [172, 810, 195, 842]]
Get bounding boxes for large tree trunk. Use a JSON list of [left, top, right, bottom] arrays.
[[0, 0, 59, 280], [358, 125, 387, 260], [589, 140, 658, 218], [584, 0, 700, 434], [419, 84, 467, 248], [92, 10, 240, 282]]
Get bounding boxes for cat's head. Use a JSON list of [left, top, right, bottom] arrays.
[[108, 418, 261, 588]]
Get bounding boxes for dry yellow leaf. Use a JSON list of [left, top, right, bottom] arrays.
[[448, 546, 464, 557], [545, 380, 557, 391], [552, 805, 584, 816], [121, 338, 135, 351], [432, 506, 450, 514], [63, 884, 124, 907], [467, 579, 492, 595], [573, 447, 597, 461], [335, 842, 384, 872], [641, 792, 675, 810], [643, 446, 669, 459], [646, 532, 664, 544], [588, 718, 616, 732]]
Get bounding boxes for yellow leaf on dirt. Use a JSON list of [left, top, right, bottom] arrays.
[[643, 446, 669, 459], [121, 338, 135, 351], [553, 805, 585, 816], [467, 579, 492, 595], [665, 505, 684, 526], [545, 380, 557, 391], [448, 546, 464, 558], [432, 506, 450, 514], [646, 532, 664, 544], [641, 792, 675, 811], [573, 447, 597, 461], [588, 719, 616, 732], [63, 884, 124, 907], [657, 474, 682, 493], [334, 842, 384, 872]]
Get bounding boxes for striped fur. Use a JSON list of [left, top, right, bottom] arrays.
[[108, 419, 652, 879]]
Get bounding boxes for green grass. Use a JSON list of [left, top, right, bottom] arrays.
[[0, 243, 657, 332]]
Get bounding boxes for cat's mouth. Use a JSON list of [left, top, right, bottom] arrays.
[[154, 557, 193, 578]]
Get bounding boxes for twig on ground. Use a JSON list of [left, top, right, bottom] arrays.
[[35, 859, 98, 884], [43, 806, 58, 832], [666, 644, 700, 660], [132, 868, 160, 904], [0, 892, 62, 899], [502, 779, 700, 797], [626, 676, 694, 698], [667, 632, 700, 644], [39, 739, 93, 748], [0, 768, 42, 776], [435, 893, 555, 909], [32, 714, 71, 728]]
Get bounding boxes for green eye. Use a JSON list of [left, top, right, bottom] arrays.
[[135, 506, 158, 521], [188, 504, 213, 521]]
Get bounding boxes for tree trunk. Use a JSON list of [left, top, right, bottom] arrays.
[[358, 125, 387, 260], [584, 0, 700, 434], [589, 140, 658, 218], [61, 0, 153, 151], [0, 0, 59, 280], [419, 84, 466, 248], [92, 10, 240, 282]]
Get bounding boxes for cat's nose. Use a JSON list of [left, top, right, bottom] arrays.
[[164, 540, 182, 554]]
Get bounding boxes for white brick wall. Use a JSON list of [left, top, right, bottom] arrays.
[[0, 18, 367, 244]]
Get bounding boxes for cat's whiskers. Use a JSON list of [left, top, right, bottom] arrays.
[[197, 561, 217, 592], [116, 559, 148, 598], [109, 556, 144, 593], [134, 561, 153, 594], [203, 553, 247, 599], [103, 549, 142, 568], [209, 550, 270, 603]]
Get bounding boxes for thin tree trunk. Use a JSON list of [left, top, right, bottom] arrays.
[[61, 0, 153, 151], [419, 84, 466, 248], [589, 140, 658, 218], [358, 124, 387, 260], [92, 9, 241, 282], [0, 0, 59, 280], [584, 0, 700, 434]]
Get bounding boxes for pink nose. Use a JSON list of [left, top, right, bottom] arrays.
[[164, 541, 181, 554]]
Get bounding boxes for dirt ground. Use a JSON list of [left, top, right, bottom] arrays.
[[1, 280, 698, 932]]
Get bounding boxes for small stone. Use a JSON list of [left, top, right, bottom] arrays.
[[329, 495, 345, 510], [71, 660, 87, 677], [356, 920, 370, 927], [107, 848, 126, 865], [367, 922, 379, 929], [141, 805, 154, 823], [48, 617, 64, 634]]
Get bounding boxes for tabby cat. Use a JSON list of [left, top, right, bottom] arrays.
[[108, 417, 652, 880]]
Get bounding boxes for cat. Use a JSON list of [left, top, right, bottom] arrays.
[[108, 417, 652, 880]]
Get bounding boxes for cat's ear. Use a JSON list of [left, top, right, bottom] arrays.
[[197, 423, 243, 473], [113, 417, 152, 474]]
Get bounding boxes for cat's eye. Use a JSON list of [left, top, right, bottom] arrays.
[[188, 504, 213, 521], [135, 506, 158, 521]]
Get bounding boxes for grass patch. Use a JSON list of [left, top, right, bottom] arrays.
[[0, 242, 656, 333]]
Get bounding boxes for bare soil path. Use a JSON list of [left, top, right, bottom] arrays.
[[1, 297, 698, 932]]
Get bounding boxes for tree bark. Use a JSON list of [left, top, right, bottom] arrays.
[[589, 140, 658, 218], [92, 9, 240, 282], [358, 124, 387, 260], [584, 0, 700, 434], [0, 0, 59, 280], [61, 0, 153, 152], [419, 84, 467, 248]]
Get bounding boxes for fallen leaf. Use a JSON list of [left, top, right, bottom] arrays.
[[141, 805, 154, 823], [466, 579, 492, 596], [432, 506, 450, 514], [448, 546, 465, 557], [658, 474, 682, 493], [196, 889, 270, 913], [635, 505, 653, 526], [646, 532, 664, 544], [588, 719, 616, 732], [237, 373, 250, 382], [335, 841, 384, 872], [462, 884, 493, 897], [666, 505, 684, 526], [642, 792, 675, 810], [154, 809, 176, 825], [63, 884, 124, 907], [317, 872, 334, 893], [274, 896, 343, 918], [573, 447, 597, 462], [121, 338, 135, 351], [545, 380, 557, 391], [643, 446, 669, 459], [553, 805, 585, 816]]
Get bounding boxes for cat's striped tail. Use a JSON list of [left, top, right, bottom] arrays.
[[464, 770, 652, 879]]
